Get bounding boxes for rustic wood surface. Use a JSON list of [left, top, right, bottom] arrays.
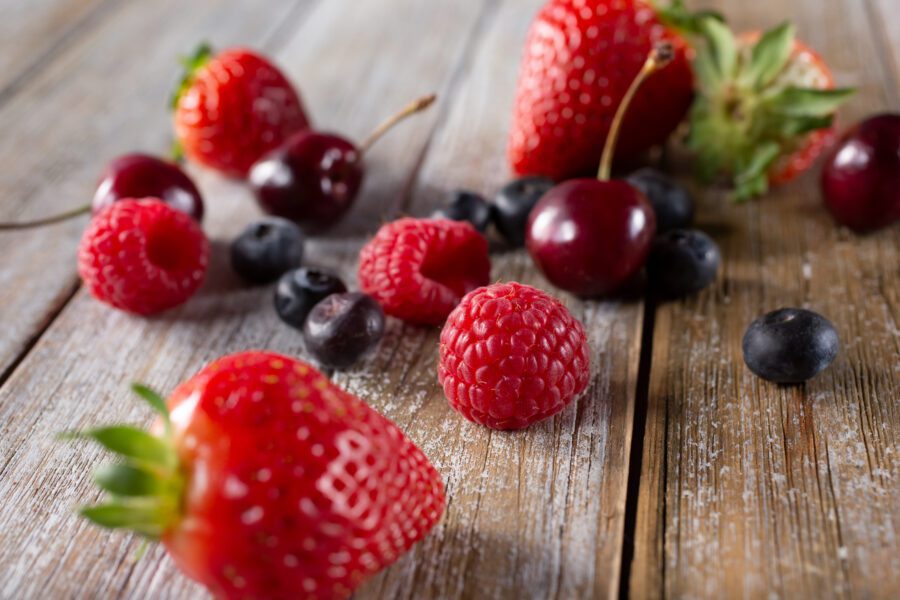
[[0, 0, 896, 599]]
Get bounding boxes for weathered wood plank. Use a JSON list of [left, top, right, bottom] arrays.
[[629, 0, 900, 597], [0, 0, 524, 597], [0, 0, 115, 98], [0, 0, 313, 382]]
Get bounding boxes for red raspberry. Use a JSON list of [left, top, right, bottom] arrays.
[[358, 218, 490, 325], [78, 199, 209, 315], [438, 282, 590, 430]]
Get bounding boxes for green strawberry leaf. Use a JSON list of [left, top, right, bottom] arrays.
[[743, 22, 795, 89], [71, 426, 177, 471], [764, 86, 856, 117], [93, 463, 163, 497], [698, 16, 737, 80], [80, 502, 165, 538], [657, 1, 725, 34], [774, 114, 834, 137], [131, 384, 172, 436], [734, 141, 780, 201], [169, 42, 213, 111]]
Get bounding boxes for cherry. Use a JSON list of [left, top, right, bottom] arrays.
[[93, 154, 203, 221], [525, 45, 669, 296], [0, 153, 203, 231], [821, 113, 900, 232], [249, 95, 435, 231]]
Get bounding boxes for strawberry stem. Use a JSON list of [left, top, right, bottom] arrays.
[[598, 43, 675, 181], [357, 94, 437, 155], [0, 204, 91, 231]]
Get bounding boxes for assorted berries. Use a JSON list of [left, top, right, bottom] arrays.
[[626, 168, 694, 234], [275, 268, 347, 330], [492, 176, 554, 247], [821, 113, 900, 232], [172, 45, 310, 178], [647, 229, 720, 298], [70, 352, 445, 600], [508, 0, 694, 179], [250, 95, 436, 230], [439, 282, 590, 430], [358, 218, 491, 325], [742, 308, 839, 383], [303, 292, 386, 369], [431, 190, 493, 233], [230, 218, 305, 284], [92, 153, 204, 222], [77, 199, 209, 315]]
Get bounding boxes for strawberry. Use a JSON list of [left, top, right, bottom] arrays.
[[507, 0, 694, 180], [172, 45, 311, 178], [662, 6, 855, 199], [68, 351, 445, 599]]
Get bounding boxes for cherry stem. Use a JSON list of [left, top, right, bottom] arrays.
[[597, 42, 674, 181], [357, 93, 437, 155], [0, 204, 91, 231]]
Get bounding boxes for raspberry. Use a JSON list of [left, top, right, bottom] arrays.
[[78, 199, 209, 315], [358, 218, 490, 325], [438, 282, 590, 430]]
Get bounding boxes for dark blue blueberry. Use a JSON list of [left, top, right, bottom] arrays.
[[230, 218, 305, 284], [274, 268, 347, 329], [647, 229, 720, 297], [493, 176, 555, 247], [742, 308, 840, 384], [303, 292, 385, 369], [431, 190, 493, 232], [626, 168, 694, 234]]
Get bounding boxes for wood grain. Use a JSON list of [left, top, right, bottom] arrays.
[[628, 0, 900, 598], [0, 0, 642, 598], [0, 0, 117, 98]]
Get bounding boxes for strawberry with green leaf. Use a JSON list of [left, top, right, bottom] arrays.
[[65, 351, 445, 599], [663, 4, 855, 199]]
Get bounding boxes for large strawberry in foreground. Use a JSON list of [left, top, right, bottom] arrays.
[[665, 7, 855, 199], [173, 45, 310, 178], [69, 352, 445, 599], [507, 0, 694, 180]]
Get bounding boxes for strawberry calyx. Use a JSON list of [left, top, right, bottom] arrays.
[[169, 42, 213, 111], [659, 4, 855, 200], [63, 384, 185, 539]]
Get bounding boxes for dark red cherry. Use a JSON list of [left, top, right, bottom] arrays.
[[821, 113, 900, 232], [525, 43, 669, 297], [249, 131, 363, 230], [248, 94, 436, 232], [526, 179, 655, 296], [93, 153, 204, 221]]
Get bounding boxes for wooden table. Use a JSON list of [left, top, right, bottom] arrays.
[[0, 0, 896, 598]]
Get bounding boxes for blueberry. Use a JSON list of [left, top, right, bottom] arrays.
[[493, 176, 555, 246], [274, 268, 347, 329], [431, 190, 492, 232], [742, 308, 840, 384], [231, 218, 305, 284], [647, 229, 720, 297], [303, 292, 385, 369], [626, 168, 694, 234]]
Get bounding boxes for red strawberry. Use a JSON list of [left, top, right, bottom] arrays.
[[69, 351, 445, 599], [507, 0, 694, 180], [172, 45, 310, 178], [670, 14, 854, 199]]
